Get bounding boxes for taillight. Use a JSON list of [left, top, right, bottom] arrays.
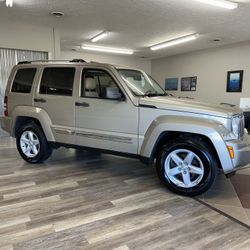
[[4, 96, 8, 116]]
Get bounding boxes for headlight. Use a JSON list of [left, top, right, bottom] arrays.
[[231, 114, 244, 139]]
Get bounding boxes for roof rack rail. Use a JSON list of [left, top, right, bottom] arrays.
[[69, 59, 86, 63], [18, 61, 31, 65], [17, 59, 86, 65]]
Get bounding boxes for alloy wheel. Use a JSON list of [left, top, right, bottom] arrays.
[[20, 131, 40, 158], [164, 149, 205, 188]]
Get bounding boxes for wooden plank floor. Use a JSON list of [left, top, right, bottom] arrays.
[[0, 134, 249, 250]]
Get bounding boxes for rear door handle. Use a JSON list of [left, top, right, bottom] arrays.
[[75, 102, 89, 107], [34, 98, 46, 103]]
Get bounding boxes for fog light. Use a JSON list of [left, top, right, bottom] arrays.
[[227, 146, 235, 159]]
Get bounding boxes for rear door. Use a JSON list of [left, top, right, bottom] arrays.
[[34, 66, 77, 144]]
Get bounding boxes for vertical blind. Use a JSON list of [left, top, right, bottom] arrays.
[[0, 48, 48, 115]]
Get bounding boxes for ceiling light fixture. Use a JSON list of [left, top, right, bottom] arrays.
[[81, 45, 134, 55], [91, 31, 109, 42], [194, 0, 238, 10], [150, 34, 199, 51], [6, 0, 13, 7]]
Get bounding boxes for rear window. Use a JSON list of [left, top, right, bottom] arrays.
[[40, 67, 75, 96], [11, 68, 37, 93]]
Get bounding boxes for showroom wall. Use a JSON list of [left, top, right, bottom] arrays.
[[60, 51, 151, 74], [2, 16, 250, 106], [0, 17, 151, 99], [0, 17, 151, 72], [151, 42, 250, 106], [0, 17, 56, 58]]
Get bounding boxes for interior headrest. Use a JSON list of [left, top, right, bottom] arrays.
[[85, 78, 96, 90]]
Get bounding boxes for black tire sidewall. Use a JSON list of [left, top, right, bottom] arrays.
[[16, 123, 51, 163], [156, 138, 217, 197]]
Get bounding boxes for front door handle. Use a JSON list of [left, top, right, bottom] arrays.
[[34, 98, 46, 103], [75, 102, 89, 107]]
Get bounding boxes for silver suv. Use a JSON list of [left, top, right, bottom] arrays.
[[1, 59, 250, 196]]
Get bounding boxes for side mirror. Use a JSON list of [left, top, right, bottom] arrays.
[[106, 87, 125, 101]]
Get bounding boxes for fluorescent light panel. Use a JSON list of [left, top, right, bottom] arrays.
[[194, 0, 238, 9], [91, 31, 109, 42], [82, 45, 134, 55], [150, 34, 199, 51], [6, 0, 13, 7]]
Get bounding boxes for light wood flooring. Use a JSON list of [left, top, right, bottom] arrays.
[[0, 133, 249, 250]]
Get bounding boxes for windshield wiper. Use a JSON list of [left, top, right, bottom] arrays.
[[142, 92, 168, 97]]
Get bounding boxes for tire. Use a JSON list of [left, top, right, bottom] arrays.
[[16, 123, 53, 163], [156, 137, 217, 197]]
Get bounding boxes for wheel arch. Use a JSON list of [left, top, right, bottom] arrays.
[[15, 117, 42, 136], [11, 106, 55, 142], [149, 131, 222, 169], [140, 116, 233, 173]]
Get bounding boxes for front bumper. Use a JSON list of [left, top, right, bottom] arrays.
[[226, 131, 250, 171], [0, 116, 12, 134]]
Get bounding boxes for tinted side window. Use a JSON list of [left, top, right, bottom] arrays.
[[11, 68, 36, 93], [40, 67, 75, 96]]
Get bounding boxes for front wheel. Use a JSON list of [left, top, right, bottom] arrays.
[[16, 123, 52, 163], [156, 137, 217, 197]]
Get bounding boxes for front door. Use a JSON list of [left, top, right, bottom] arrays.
[[75, 68, 138, 154]]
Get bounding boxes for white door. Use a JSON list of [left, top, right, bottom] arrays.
[[75, 68, 138, 154]]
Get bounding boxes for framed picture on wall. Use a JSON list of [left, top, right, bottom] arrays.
[[165, 78, 178, 91], [227, 70, 243, 92], [181, 76, 197, 91]]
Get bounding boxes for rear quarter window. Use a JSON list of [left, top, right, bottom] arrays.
[[40, 67, 75, 96], [11, 68, 37, 93]]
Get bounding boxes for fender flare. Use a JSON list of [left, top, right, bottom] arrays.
[[11, 106, 55, 142], [140, 116, 234, 173]]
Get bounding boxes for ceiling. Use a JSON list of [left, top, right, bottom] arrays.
[[1, 0, 250, 58]]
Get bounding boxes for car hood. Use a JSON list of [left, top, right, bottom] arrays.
[[139, 96, 241, 118]]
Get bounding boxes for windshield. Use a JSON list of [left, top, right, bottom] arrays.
[[118, 69, 167, 97]]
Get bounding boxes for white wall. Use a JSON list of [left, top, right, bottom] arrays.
[[0, 18, 151, 117], [0, 17, 55, 58], [151, 42, 250, 106], [0, 16, 149, 71], [60, 50, 151, 74]]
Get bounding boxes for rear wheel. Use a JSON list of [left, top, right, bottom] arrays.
[[16, 123, 52, 163], [156, 137, 217, 196]]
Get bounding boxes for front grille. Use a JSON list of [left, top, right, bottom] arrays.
[[232, 114, 245, 139]]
